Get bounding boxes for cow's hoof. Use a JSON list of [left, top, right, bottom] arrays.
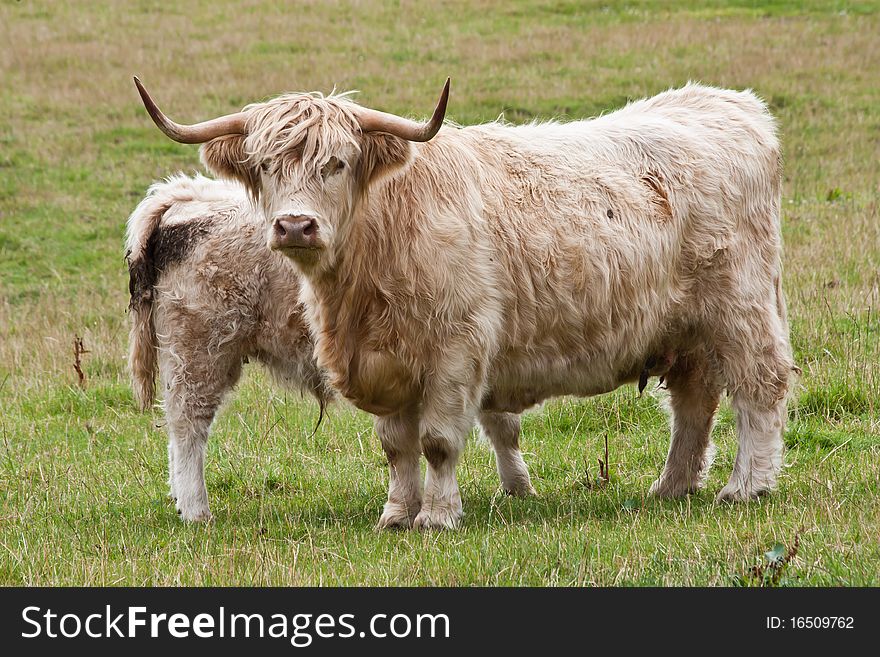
[[376, 504, 418, 530], [503, 482, 537, 497], [413, 506, 461, 530], [716, 480, 772, 503], [649, 477, 697, 499]]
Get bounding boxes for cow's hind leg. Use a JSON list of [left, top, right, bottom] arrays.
[[649, 353, 722, 498], [717, 393, 787, 502], [716, 303, 793, 502], [478, 411, 535, 496], [375, 411, 422, 529], [161, 349, 241, 522]]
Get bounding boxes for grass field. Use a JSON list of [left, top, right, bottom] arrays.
[[1, 0, 878, 585]]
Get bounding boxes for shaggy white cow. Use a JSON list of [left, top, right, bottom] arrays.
[[126, 174, 332, 521], [126, 173, 531, 522], [136, 79, 795, 529]]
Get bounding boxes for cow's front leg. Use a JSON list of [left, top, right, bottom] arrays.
[[415, 425, 465, 530], [413, 382, 479, 529], [375, 412, 422, 529]]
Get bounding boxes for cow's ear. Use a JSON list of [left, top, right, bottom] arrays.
[[360, 133, 414, 186], [200, 135, 261, 196]]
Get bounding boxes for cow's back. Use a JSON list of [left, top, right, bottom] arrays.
[[451, 84, 782, 410]]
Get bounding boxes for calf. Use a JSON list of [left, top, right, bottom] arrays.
[[126, 173, 331, 521]]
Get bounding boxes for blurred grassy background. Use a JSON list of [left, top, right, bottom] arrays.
[[0, 0, 878, 585]]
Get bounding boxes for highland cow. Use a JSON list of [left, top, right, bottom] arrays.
[[136, 79, 794, 529]]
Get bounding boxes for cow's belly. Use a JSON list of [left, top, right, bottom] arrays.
[[482, 342, 672, 414], [482, 360, 620, 413]]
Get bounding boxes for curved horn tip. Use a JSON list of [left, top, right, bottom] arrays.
[[132, 75, 147, 98], [131, 77, 247, 144], [422, 77, 450, 141], [132, 76, 161, 123], [439, 77, 450, 108]]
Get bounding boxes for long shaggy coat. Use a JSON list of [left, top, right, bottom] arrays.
[[193, 82, 795, 528], [126, 173, 331, 521]]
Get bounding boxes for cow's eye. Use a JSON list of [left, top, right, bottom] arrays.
[[260, 161, 270, 174], [321, 157, 346, 180]]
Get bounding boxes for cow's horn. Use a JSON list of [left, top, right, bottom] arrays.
[[355, 78, 449, 142], [133, 77, 247, 144]]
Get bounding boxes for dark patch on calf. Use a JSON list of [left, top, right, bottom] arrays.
[[153, 219, 214, 272], [127, 248, 152, 310], [128, 217, 215, 310]]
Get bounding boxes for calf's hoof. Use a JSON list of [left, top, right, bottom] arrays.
[[503, 481, 537, 497], [177, 502, 213, 523]]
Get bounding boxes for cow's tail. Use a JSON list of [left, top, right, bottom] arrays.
[[774, 271, 788, 326], [777, 270, 800, 377], [126, 183, 176, 411]]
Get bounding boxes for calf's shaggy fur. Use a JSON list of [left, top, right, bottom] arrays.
[[126, 174, 331, 521]]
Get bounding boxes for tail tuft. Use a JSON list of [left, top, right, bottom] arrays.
[[126, 182, 177, 411]]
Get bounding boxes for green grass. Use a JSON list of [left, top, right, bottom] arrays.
[[1, 0, 878, 585]]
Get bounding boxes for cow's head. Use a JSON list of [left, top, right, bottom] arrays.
[[134, 77, 449, 273]]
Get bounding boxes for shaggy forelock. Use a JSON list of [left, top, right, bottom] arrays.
[[243, 91, 362, 177]]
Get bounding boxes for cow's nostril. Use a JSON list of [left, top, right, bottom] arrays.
[[271, 216, 319, 249]]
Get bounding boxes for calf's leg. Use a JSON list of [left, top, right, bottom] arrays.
[[160, 350, 241, 522], [165, 401, 216, 522]]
